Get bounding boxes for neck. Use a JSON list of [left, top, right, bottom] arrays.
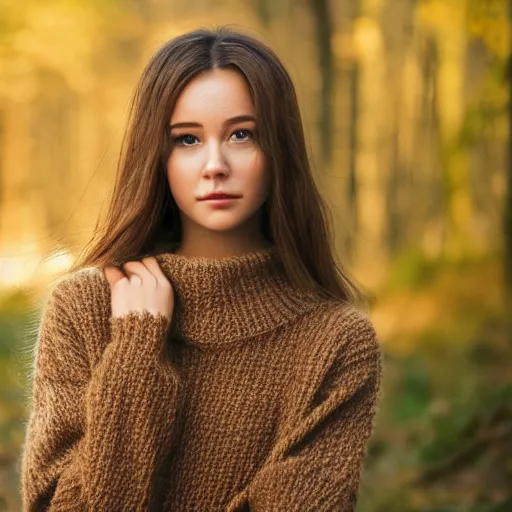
[[174, 240, 273, 259], [176, 212, 270, 259], [155, 245, 322, 346]]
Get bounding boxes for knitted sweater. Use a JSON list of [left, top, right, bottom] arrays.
[[20, 245, 382, 511]]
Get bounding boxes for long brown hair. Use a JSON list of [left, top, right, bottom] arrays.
[[69, 27, 367, 307]]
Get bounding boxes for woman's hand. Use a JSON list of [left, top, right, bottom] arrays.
[[103, 257, 174, 322]]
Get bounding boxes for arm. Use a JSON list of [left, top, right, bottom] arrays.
[[20, 276, 181, 511], [226, 312, 382, 512]]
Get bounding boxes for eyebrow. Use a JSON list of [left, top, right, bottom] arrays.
[[169, 115, 257, 130]]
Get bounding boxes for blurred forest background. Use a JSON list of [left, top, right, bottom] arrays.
[[0, 0, 510, 510]]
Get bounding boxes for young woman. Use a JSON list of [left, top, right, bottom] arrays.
[[20, 27, 382, 511]]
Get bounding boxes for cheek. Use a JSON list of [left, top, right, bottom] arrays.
[[166, 156, 193, 204], [246, 153, 270, 198]]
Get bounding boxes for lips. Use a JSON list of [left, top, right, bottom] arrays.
[[199, 192, 241, 200]]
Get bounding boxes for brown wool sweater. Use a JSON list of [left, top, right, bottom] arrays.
[[20, 245, 382, 512]]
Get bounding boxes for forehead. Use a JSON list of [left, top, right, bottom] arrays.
[[170, 68, 255, 122]]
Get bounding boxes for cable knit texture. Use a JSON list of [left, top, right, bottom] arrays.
[[20, 245, 382, 511]]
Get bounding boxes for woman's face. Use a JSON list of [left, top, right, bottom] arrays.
[[166, 68, 270, 239]]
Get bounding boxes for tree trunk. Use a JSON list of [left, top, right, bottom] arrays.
[[505, 0, 512, 307], [309, 0, 334, 170]]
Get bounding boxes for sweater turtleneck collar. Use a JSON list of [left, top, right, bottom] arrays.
[[154, 245, 322, 346]]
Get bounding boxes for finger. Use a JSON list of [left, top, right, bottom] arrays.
[[123, 260, 156, 284], [141, 257, 169, 285], [103, 265, 126, 287]]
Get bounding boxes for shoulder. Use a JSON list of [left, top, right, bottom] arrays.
[[312, 302, 382, 400], [50, 266, 109, 310], [44, 266, 111, 337], [310, 299, 378, 340], [297, 298, 381, 369], [333, 302, 378, 344], [32, 267, 109, 375], [311, 299, 381, 361], [282, 300, 382, 420], [327, 303, 383, 391]]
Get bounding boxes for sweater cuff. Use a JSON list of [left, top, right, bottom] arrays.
[[109, 310, 171, 361]]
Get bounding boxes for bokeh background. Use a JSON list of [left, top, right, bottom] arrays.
[[0, 0, 510, 510]]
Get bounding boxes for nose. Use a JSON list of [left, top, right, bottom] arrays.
[[202, 140, 230, 178]]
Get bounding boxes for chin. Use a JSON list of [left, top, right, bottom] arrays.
[[199, 220, 246, 232], [185, 209, 262, 233]]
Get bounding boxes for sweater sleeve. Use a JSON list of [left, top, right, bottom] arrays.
[[226, 313, 382, 512], [20, 276, 181, 511]]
